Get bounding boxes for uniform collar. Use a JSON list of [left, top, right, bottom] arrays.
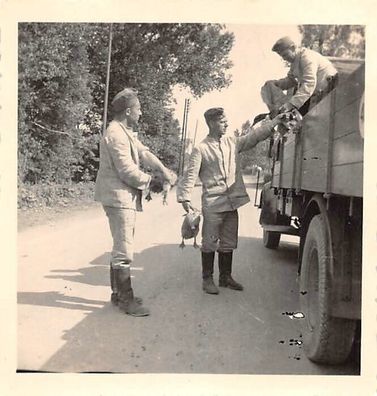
[[206, 134, 223, 143], [115, 120, 132, 131], [116, 121, 136, 140]]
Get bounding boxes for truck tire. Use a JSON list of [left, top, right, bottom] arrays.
[[263, 229, 281, 249], [299, 214, 356, 364]]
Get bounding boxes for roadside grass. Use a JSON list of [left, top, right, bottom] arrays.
[[18, 182, 98, 230]]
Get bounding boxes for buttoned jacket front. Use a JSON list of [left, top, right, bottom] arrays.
[[177, 121, 274, 212], [94, 120, 151, 210]]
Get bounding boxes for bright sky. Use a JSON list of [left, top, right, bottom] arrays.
[[172, 25, 302, 144]]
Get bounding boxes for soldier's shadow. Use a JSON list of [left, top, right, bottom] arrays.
[[17, 236, 300, 317], [16, 236, 307, 373], [17, 291, 104, 311], [40, 235, 299, 290], [43, 252, 112, 287], [17, 236, 358, 374]]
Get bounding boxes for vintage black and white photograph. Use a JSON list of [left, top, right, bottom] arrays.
[[1, 0, 376, 395], [16, 21, 365, 373]]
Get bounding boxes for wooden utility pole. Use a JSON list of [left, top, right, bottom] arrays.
[[102, 23, 113, 135], [193, 119, 198, 147], [179, 99, 190, 176], [181, 99, 190, 173], [178, 99, 187, 176]]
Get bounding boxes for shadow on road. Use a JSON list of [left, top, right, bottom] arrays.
[[17, 291, 104, 311], [44, 255, 111, 287], [18, 236, 359, 375]]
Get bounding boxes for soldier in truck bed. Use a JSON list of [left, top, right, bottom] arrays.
[[263, 36, 338, 116]]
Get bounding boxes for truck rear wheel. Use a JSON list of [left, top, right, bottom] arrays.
[[299, 214, 356, 364], [263, 229, 280, 249]]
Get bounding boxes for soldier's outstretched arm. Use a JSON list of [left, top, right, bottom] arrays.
[[238, 114, 285, 152]]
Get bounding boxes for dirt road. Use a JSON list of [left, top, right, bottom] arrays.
[[17, 177, 358, 374]]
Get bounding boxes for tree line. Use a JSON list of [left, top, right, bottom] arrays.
[[18, 24, 365, 187], [18, 23, 234, 185]]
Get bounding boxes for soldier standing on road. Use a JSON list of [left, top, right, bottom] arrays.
[[177, 107, 284, 294], [95, 88, 176, 317], [263, 36, 338, 116]]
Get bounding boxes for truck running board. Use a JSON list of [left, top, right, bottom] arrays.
[[262, 225, 299, 236]]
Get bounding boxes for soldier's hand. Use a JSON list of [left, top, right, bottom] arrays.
[[182, 201, 194, 213], [271, 113, 287, 127], [279, 102, 295, 113], [264, 79, 278, 87]]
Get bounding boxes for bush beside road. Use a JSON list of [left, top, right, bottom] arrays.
[[18, 182, 97, 231]]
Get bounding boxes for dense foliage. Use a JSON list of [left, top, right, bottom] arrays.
[[18, 24, 95, 184], [298, 25, 365, 59], [18, 23, 234, 186]]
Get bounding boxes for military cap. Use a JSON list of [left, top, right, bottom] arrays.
[[111, 87, 138, 113], [272, 36, 296, 53], [204, 107, 225, 123]]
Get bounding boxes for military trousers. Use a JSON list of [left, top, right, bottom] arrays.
[[103, 206, 136, 274], [201, 209, 239, 253]]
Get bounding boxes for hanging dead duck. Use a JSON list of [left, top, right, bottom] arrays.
[[180, 210, 201, 249]]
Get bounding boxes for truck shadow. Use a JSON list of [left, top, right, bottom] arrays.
[[17, 237, 358, 375]]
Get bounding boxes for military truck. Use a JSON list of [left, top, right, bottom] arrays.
[[258, 58, 364, 364]]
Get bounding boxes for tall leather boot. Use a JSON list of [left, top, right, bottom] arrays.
[[110, 266, 119, 306], [110, 266, 142, 306], [202, 251, 219, 295], [218, 251, 243, 291], [115, 268, 150, 317]]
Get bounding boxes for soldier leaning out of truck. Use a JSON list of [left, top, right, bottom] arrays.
[[262, 36, 338, 117]]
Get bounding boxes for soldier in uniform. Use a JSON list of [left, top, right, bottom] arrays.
[[95, 88, 176, 317], [177, 108, 284, 294], [264, 36, 338, 115]]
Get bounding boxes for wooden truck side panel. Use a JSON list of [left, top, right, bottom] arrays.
[[334, 63, 364, 112], [271, 133, 296, 188], [271, 63, 364, 197], [261, 59, 364, 364], [299, 97, 332, 192], [271, 95, 332, 192], [330, 65, 364, 197]]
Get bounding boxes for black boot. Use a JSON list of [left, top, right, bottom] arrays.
[[202, 252, 219, 294], [218, 252, 243, 291], [115, 268, 150, 317], [110, 266, 119, 305], [110, 266, 142, 306]]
